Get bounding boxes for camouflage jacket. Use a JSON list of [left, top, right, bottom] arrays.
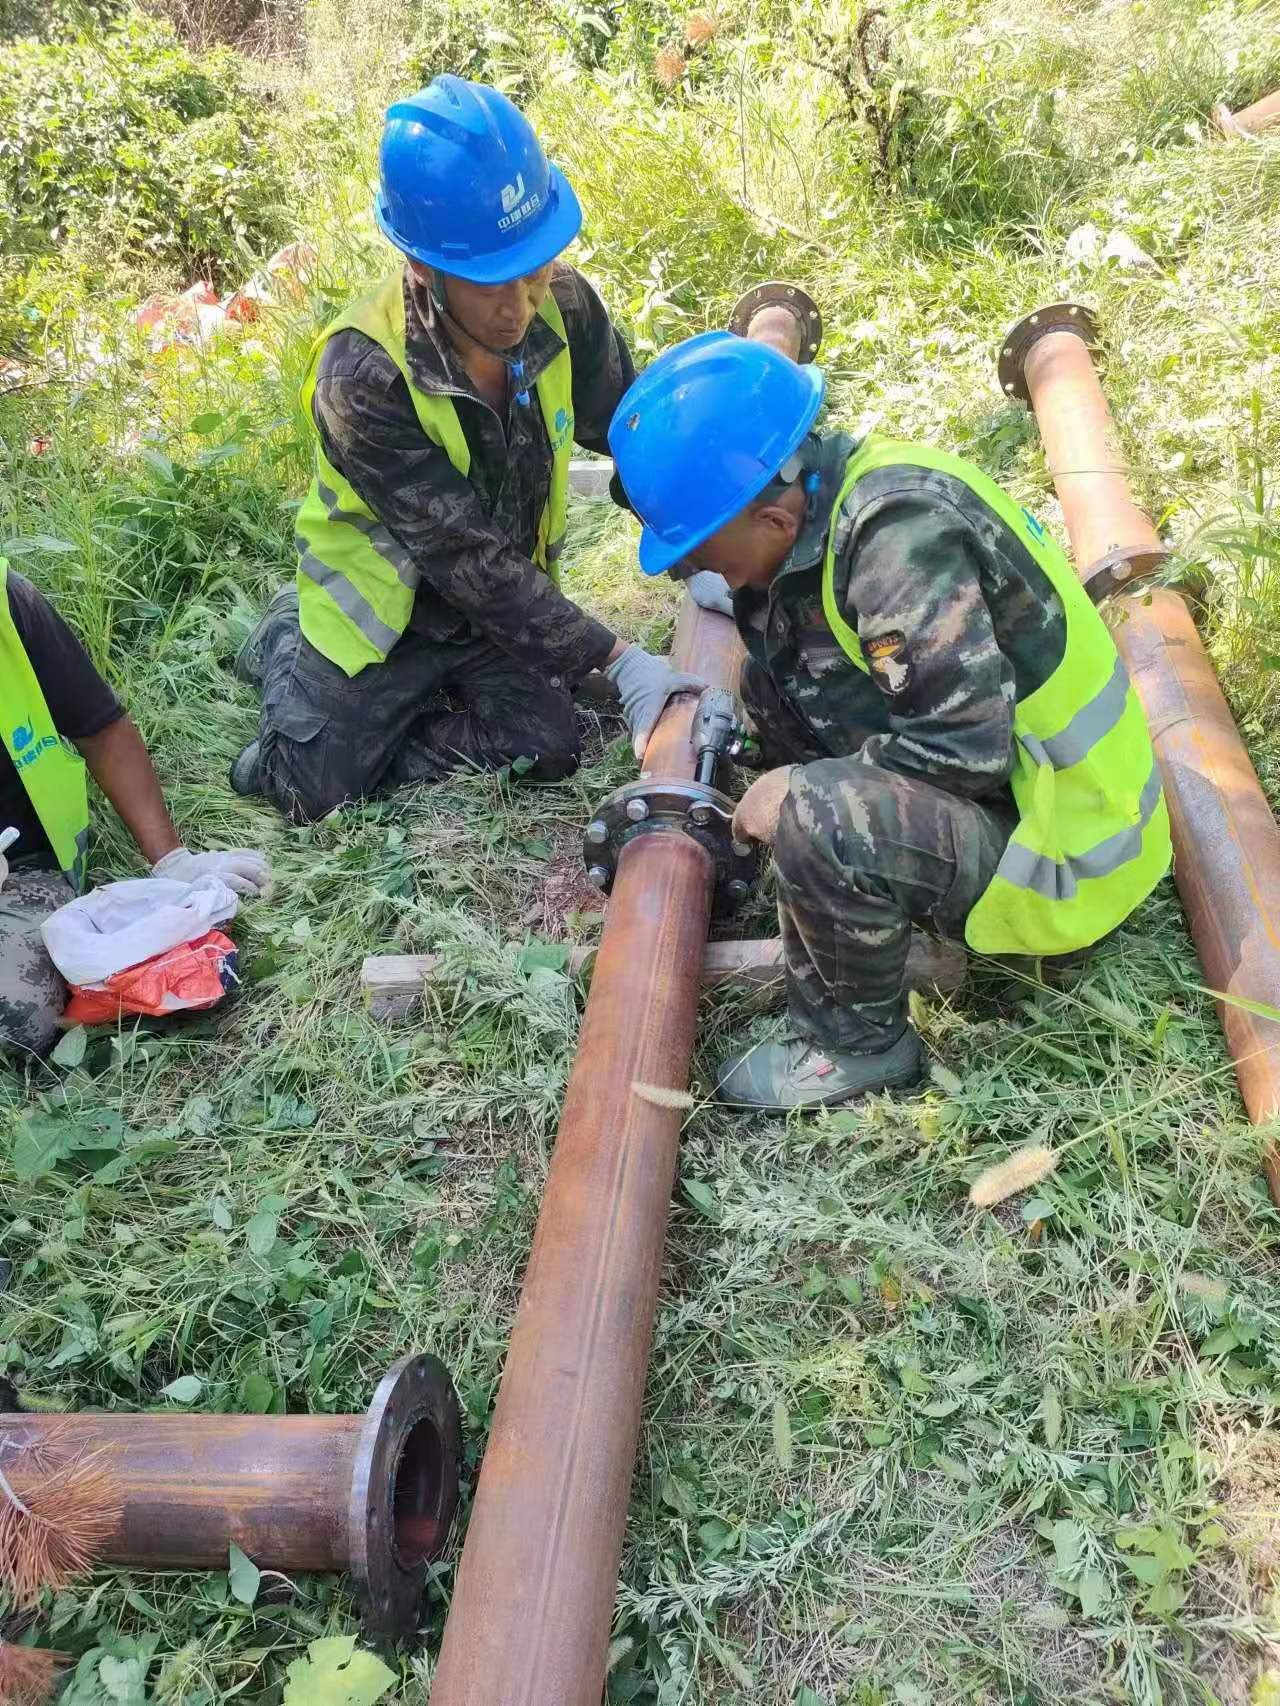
[[735, 430, 1069, 800], [310, 264, 635, 681]]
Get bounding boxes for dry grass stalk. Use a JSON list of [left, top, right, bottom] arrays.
[[0, 1642, 69, 1705], [969, 1144, 1059, 1208], [631, 1081, 695, 1109], [653, 46, 687, 88], [0, 1432, 122, 1607]]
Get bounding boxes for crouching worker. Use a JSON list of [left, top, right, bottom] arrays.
[[609, 335, 1172, 1109], [233, 75, 701, 820], [1, 560, 270, 1057]]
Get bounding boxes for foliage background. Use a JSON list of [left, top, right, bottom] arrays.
[[3, 0, 1280, 1702]]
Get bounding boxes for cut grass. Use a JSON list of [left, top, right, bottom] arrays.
[[4, 0, 1280, 1701]]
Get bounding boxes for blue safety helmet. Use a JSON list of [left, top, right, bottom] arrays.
[[375, 75, 582, 284], [608, 331, 827, 577]]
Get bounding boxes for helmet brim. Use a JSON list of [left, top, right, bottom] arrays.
[[374, 163, 583, 284], [635, 363, 827, 577]]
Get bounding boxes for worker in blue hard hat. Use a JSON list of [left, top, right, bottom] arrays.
[[232, 75, 702, 820], [609, 333, 1171, 1109]]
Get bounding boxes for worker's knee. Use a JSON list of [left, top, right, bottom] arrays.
[[510, 701, 581, 782], [775, 760, 900, 889], [0, 882, 69, 1058]]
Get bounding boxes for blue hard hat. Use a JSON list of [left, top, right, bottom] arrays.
[[608, 332, 827, 577], [375, 75, 582, 284]]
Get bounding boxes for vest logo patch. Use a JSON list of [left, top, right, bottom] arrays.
[[549, 405, 573, 451], [1021, 507, 1047, 543], [8, 724, 58, 768], [865, 631, 910, 696]]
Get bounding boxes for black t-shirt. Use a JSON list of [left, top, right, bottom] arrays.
[[2, 570, 122, 867]]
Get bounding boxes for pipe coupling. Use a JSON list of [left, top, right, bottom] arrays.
[[583, 778, 757, 915], [997, 301, 1098, 401]]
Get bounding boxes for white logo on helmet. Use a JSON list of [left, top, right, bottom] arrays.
[[498, 171, 542, 231]]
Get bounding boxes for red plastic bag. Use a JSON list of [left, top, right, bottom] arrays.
[[63, 930, 238, 1024]]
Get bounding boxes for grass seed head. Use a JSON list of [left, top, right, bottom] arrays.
[[653, 46, 687, 88], [684, 9, 720, 46], [969, 1144, 1059, 1208], [631, 1081, 695, 1109]]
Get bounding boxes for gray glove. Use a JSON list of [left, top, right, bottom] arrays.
[[687, 570, 735, 616], [152, 845, 272, 898], [604, 645, 706, 759]]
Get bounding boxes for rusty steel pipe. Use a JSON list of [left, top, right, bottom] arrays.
[[430, 600, 738, 1706], [1212, 89, 1280, 137], [0, 1354, 461, 1636], [1001, 306, 1280, 1192]]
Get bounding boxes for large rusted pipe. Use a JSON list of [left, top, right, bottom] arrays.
[[1212, 89, 1280, 137], [0, 1354, 461, 1635], [430, 601, 737, 1705], [1000, 305, 1280, 1194]]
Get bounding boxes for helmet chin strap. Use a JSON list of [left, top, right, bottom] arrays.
[[430, 271, 533, 405]]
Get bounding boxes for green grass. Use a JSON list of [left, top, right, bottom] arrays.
[[5, 0, 1280, 1700]]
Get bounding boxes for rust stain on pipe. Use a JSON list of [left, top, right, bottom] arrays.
[[1003, 307, 1280, 1190], [430, 601, 738, 1705], [0, 1354, 461, 1636]]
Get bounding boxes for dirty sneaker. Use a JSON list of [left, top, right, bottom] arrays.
[[233, 585, 300, 687], [714, 1028, 923, 1109]]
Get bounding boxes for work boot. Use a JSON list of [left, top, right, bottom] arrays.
[[234, 585, 299, 687], [715, 1028, 923, 1109], [229, 738, 262, 796]]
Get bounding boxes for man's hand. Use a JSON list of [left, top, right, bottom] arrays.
[[604, 644, 706, 760], [731, 765, 795, 847], [687, 570, 735, 616], [152, 846, 272, 898]]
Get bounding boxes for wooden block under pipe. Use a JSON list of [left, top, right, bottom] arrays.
[[360, 934, 967, 1024]]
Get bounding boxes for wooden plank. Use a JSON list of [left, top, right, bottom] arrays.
[[361, 935, 966, 1024]]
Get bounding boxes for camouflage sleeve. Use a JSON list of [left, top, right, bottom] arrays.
[[550, 266, 637, 456], [836, 488, 1016, 797], [312, 333, 617, 680]]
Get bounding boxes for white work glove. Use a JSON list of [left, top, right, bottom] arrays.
[[604, 645, 706, 760], [686, 570, 735, 616], [152, 845, 272, 898]]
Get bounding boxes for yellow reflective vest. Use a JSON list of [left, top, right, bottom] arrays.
[[294, 272, 575, 677], [820, 437, 1171, 956], [0, 557, 90, 892]]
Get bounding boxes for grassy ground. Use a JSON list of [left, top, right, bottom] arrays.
[[4, 0, 1280, 1701]]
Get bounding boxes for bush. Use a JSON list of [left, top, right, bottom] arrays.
[[0, 16, 291, 293]]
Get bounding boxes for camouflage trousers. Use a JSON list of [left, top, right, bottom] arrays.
[[743, 659, 1015, 1050], [245, 589, 583, 824], [0, 866, 73, 1058]]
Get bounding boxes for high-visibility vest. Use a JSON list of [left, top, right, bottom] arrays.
[[0, 557, 89, 892], [294, 272, 576, 677], [820, 436, 1171, 956]]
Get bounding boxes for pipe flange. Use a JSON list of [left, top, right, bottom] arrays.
[[729, 282, 823, 363], [583, 777, 758, 916], [1080, 543, 1174, 606], [348, 1353, 462, 1639], [998, 302, 1099, 402]]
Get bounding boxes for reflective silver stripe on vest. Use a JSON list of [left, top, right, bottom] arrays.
[[298, 544, 401, 656], [1036, 656, 1131, 771], [315, 478, 418, 591], [997, 761, 1164, 901]]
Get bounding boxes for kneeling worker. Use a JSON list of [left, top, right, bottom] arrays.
[[1, 561, 270, 1056], [609, 334, 1172, 1108], [234, 76, 700, 819]]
